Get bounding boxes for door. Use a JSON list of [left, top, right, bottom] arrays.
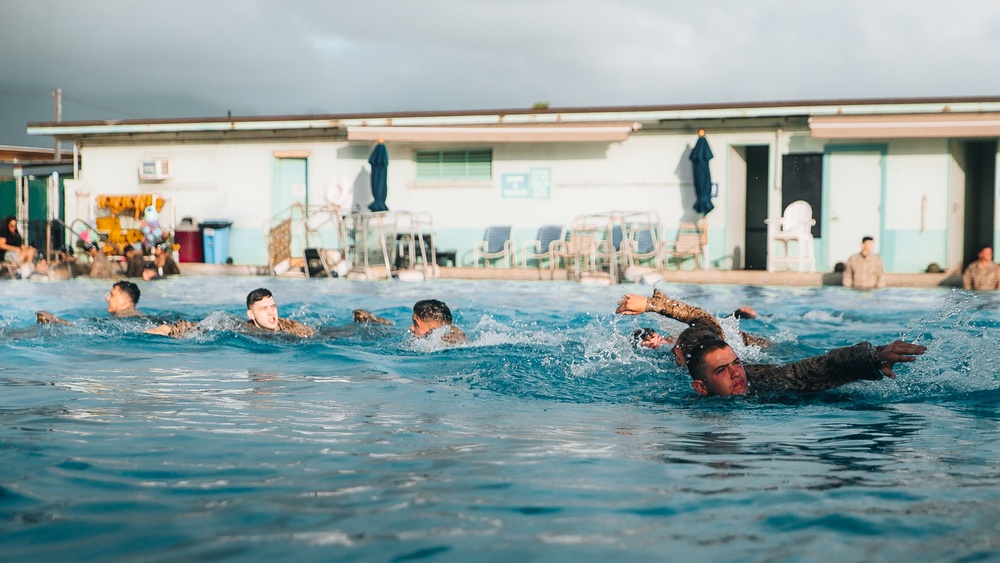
[[826, 150, 883, 268], [272, 158, 308, 215], [272, 157, 309, 256]]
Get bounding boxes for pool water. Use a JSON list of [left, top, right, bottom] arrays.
[[2, 277, 999, 562]]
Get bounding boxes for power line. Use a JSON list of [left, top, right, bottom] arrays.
[[0, 89, 148, 118], [60, 94, 147, 118]]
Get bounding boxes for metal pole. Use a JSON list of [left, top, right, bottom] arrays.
[[53, 88, 62, 160]]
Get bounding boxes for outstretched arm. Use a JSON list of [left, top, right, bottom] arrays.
[[36, 311, 71, 325], [616, 289, 722, 329], [749, 340, 926, 392], [146, 320, 198, 338]]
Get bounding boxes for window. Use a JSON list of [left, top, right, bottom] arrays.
[[415, 149, 492, 182]]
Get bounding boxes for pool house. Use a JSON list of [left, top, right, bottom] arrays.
[[27, 96, 1000, 275]]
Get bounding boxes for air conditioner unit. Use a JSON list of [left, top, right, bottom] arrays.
[[138, 159, 171, 182]]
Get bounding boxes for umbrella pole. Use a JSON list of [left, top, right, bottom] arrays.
[[700, 216, 708, 270]]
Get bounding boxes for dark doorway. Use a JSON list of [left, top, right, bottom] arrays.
[[743, 146, 770, 270], [781, 153, 823, 238], [962, 140, 998, 268]]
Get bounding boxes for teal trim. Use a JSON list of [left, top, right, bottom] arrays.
[[883, 229, 947, 272], [229, 226, 268, 265], [821, 144, 888, 271]]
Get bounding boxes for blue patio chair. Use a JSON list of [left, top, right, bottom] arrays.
[[521, 225, 564, 269], [472, 225, 515, 268]]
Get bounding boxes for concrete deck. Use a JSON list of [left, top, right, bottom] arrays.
[[180, 262, 963, 288]]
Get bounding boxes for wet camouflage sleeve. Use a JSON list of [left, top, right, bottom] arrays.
[[645, 288, 722, 335], [747, 342, 884, 393], [441, 324, 468, 345], [165, 320, 199, 338], [277, 318, 316, 338], [645, 288, 767, 347]]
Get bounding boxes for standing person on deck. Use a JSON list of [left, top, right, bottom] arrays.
[[843, 236, 886, 289], [962, 245, 1000, 290]]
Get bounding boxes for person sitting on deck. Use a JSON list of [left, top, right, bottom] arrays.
[[36, 281, 144, 325], [616, 288, 767, 348], [84, 242, 113, 278], [678, 330, 925, 397], [0, 215, 36, 277], [410, 299, 467, 345], [122, 244, 147, 278]]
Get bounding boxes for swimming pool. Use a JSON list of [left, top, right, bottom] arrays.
[[2, 277, 998, 561]]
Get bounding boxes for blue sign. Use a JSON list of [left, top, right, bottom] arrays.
[[502, 173, 530, 198]]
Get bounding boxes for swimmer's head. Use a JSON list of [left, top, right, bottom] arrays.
[[411, 299, 452, 337], [246, 288, 280, 331], [107, 280, 140, 315], [685, 336, 748, 397], [673, 322, 723, 366]]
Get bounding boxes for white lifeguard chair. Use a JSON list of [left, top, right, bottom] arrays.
[[765, 200, 816, 272]]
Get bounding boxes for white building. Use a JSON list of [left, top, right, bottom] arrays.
[[27, 96, 1000, 273]]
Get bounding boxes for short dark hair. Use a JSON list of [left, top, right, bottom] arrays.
[[675, 322, 722, 360], [631, 327, 658, 348], [862, 236, 874, 243], [113, 280, 140, 306], [413, 299, 452, 324], [979, 244, 993, 254], [683, 336, 732, 381], [246, 288, 273, 309], [123, 245, 138, 256]]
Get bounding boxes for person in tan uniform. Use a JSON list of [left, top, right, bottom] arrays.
[[842, 236, 885, 289], [146, 287, 314, 338], [681, 334, 926, 397], [962, 245, 1000, 290], [36, 281, 145, 325]]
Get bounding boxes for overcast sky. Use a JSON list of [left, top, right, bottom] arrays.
[[3, 0, 999, 148]]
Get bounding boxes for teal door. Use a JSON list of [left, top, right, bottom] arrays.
[[272, 158, 308, 216]]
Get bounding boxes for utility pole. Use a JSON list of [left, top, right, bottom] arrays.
[[53, 88, 62, 160]]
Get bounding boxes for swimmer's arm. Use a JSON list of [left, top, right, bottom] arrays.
[[750, 341, 924, 392], [648, 289, 718, 327], [278, 318, 315, 338], [442, 325, 468, 345], [145, 320, 198, 338], [36, 311, 71, 325]]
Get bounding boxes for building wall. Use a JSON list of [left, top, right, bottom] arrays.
[[64, 129, 976, 273]]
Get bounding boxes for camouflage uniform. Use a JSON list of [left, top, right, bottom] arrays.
[[962, 261, 1000, 290], [645, 288, 767, 347], [842, 252, 885, 289], [88, 251, 113, 278], [439, 324, 468, 345], [746, 341, 885, 393], [161, 317, 314, 338]]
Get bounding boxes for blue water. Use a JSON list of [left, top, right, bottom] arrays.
[[2, 277, 999, 562]]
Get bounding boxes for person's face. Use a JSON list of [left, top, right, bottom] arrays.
[[410, 314, 442, 338], [861, 239, 874, 255], [6, 219, 15, 234], [691, 346, 748, 397], [247, 296, 280, 330], [106, 286, 134, 314], [641, 332, 668, 349], [979, 247, 993, 262]]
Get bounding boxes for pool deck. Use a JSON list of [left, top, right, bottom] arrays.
[[180, 262, 963, 288]]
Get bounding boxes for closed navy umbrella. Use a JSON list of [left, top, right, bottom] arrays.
[[368, 142, 389, 212], [690, 131, 714, 215]]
